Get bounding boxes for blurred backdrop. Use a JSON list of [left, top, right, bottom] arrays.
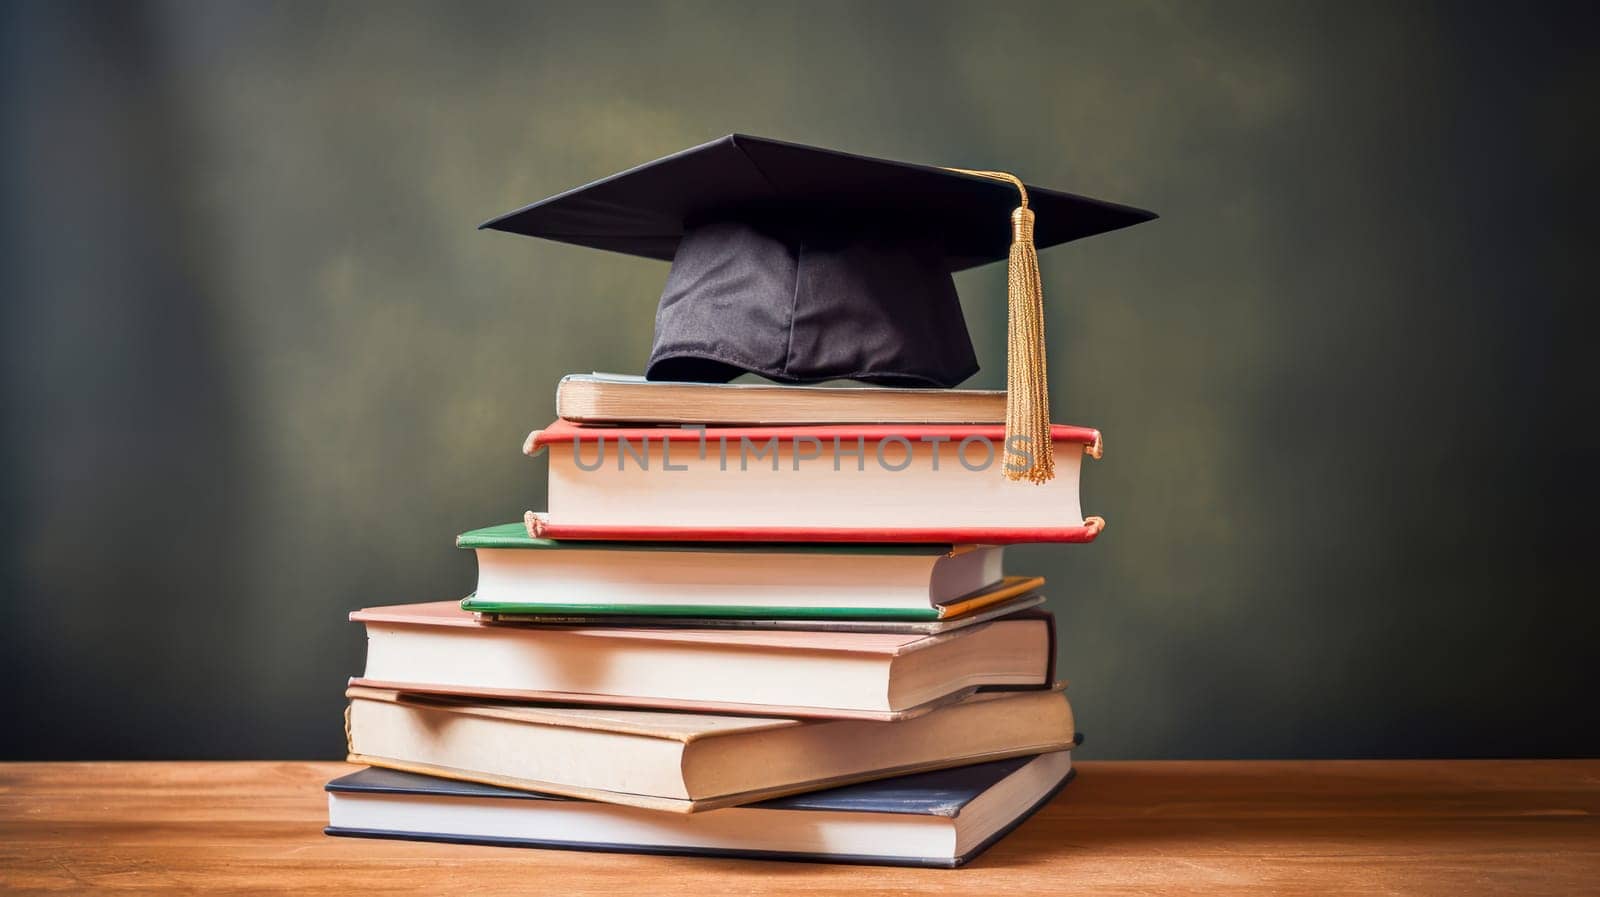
[[2, 0, 1592, 761]]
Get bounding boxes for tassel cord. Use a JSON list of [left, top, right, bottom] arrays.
[[943, 168, 1055, 482]]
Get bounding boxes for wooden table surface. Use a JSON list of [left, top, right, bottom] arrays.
[[2, 760, 1596, 895]]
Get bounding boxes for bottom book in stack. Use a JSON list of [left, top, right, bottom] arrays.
[[326, 751, 1074, 868]]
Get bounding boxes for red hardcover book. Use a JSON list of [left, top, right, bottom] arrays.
[[522, 421, 1105, 544]]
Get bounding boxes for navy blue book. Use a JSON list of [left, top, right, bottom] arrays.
[[326, 750, 1075, 868]]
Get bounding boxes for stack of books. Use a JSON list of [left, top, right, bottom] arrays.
[[327, 374, 1108, 867]]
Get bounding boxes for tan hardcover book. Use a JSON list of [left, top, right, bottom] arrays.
[[344, 685, 1074, 812], [556, 373, 1006, 425], [349, 600, 1055, 720]]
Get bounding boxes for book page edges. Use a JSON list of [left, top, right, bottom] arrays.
[[344, 685, 800, 742]]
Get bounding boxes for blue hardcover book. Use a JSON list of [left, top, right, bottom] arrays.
[[326, 750, 1075, 868]]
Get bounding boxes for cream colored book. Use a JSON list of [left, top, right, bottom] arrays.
[[556, 373, 1006, 425], [525, 420, 1100, 540], [344, 685, 1074, 813], [349, 600, 1056, 720]]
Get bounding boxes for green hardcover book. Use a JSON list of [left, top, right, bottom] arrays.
[[473, 592, 1048, 635], [455, 523, 1041, 621]]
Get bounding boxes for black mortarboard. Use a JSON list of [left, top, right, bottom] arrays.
[[482, 134, 1155, 482]]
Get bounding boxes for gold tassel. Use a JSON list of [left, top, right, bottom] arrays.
[[945, 168, 1054, 482]]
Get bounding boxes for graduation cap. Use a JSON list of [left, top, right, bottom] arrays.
[[482, 134, 1155, 482]]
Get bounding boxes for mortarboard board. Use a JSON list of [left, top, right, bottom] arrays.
[[481, 134, 1155, 482]]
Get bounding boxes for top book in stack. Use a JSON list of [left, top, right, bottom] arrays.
[[556, 373, 1010, 426]]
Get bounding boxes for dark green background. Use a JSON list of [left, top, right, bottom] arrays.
[[2, 0, 1592, 760]]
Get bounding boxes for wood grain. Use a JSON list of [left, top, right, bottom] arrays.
[[2, 760, 1596, 895]]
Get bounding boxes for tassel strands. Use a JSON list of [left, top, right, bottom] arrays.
[[945, 168, 1055, 483], [1006, 204, 1054, 483]]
